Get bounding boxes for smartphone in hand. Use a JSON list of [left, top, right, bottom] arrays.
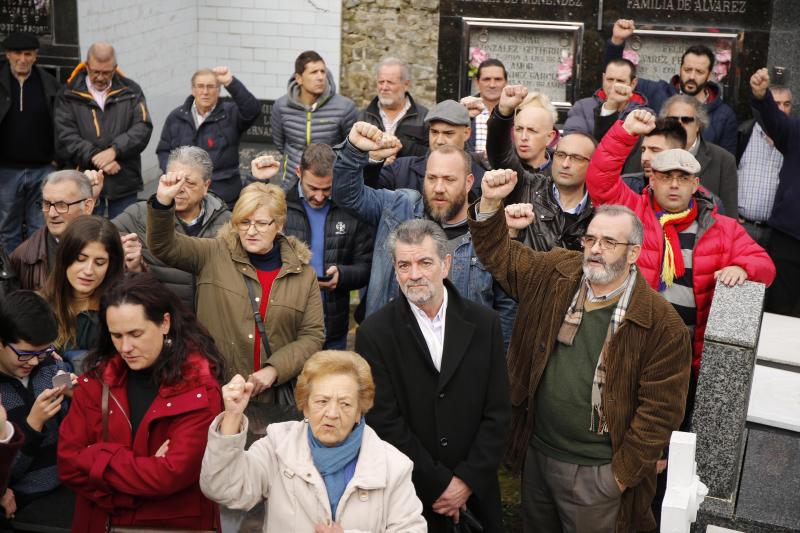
[[52, 373, 74, 390]]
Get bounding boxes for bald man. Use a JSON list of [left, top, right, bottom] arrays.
[[55, 42, 153, 218]]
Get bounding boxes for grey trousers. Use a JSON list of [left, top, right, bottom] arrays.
[[523, 445, 622, 533]]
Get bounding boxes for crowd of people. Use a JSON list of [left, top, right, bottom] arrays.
[[0, 14, 795, 532]]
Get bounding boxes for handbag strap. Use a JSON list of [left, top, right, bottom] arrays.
[[243, 274, 272, 358], [101, 382, 109, 442]]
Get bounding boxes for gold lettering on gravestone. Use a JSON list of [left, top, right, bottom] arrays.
[[625, 0, 746, 13], [470, 28, 573, 102], [0, 0, 51, 35], [630, 33, 736, 82]]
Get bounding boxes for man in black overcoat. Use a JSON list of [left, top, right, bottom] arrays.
[[355, 218, 511, 532]]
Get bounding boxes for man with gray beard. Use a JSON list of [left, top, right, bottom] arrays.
[[468, 168, 691, 533]]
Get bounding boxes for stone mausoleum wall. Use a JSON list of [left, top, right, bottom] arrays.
[[340, 0, 440, 110]]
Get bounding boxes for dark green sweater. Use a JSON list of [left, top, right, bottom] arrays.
[[532, 304, 614, 465]]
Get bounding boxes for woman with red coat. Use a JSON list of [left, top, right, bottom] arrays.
[[57, 273, 225, 532]]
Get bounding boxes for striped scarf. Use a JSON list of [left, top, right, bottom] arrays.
[[655, 200, 698, 291], [557, 267, 638, 434]]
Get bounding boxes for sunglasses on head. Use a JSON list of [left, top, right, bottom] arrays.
[[667, 115, 696, 124]]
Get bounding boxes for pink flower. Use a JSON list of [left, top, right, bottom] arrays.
[[715, 49, 732, 64], [713, 62, 730, 82], [557, 53, 574, 83], [622, 49, 640, 65], [469, 47, 489, 68]]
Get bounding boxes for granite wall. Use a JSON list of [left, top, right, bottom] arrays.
[[767, 0, 800, 113], [340, 0, 439, 110]]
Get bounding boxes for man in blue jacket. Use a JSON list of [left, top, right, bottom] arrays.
[[606, 19, 738, 156], [751, 68, 800, 317], [332, 122, 516, 348], [156, 66, 260, 208]]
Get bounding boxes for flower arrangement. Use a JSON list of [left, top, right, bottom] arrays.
[[622, 48, 640, 65], [557, 51, 573, 83], [713, 39, 732, 81], [468, 47, 489, 79]]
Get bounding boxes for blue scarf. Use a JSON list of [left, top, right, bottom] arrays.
[[307, 417, 364, 518]]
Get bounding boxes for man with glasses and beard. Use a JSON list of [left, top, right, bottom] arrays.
[[332, 121, 516, 347], [606, 19, 738, 155], [468, 169, 691, 533]]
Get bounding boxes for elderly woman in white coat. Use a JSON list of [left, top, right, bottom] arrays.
[[200, 350, 426, 533]]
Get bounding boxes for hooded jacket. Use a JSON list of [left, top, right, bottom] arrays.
[[54, 63, 153, 200], [146, 199, 325, 388], [156, 77, 260, 183], [605, 40, 739, 155], [586, 121, 776, 373], [57, 353, 222, 533], [270, 70, 357, 181], [112, 193, 231, 310]]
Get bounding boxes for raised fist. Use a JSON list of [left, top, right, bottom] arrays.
[[612, 19, 635, 45], [251, 154, 281, 181], [460, 96, 485, 118], [605, 83, 634, 109], [499, 85, 529, 116], [83, 169, 104, 199], [622, 109, 656, 137], [369, 134, 402, 162], [222, 374, 255, 415], [750, 68, 770, 100], [505, 203, 535, 236], [348, 122, 394, 153], [121, 233, 144, 273], [155, 171, 187, 205], [212, 66, 233, 87]]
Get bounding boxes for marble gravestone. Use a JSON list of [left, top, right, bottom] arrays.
[[0, 0, 80, 83], [437, 0, 775, 118]]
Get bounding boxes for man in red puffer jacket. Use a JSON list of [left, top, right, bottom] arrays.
[[586, 109, 775, 386]]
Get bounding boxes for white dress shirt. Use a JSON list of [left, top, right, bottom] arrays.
[[408, 289, 448, 371]]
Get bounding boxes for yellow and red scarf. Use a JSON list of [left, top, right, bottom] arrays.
[[654, 199, 698, 291]]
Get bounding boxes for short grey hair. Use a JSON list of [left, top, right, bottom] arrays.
[[376, 57, 410, 82], [167, 146, 213, 182], [386, 219, 449, 262], [42, 170, 92, 199], [593, 204, 644, 245], [660, 94, 710, 131]]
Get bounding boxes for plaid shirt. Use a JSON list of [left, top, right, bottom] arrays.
[[738, 122, 783, 222], [474, 107, 490, 153]]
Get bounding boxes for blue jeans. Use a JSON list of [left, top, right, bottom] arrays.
[[0, 164, 52, 254], [99, 193, 139, 219]]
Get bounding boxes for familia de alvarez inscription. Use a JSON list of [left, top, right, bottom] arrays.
[[625, 0, 747, 13]]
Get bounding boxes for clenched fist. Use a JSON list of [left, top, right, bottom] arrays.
[[251, 154, 281, 182], [460, 96, 486, 118], [750, 68, 770, 100], [505, 203, 536, 237], [480, 169, 517, 214], [156, 171, 187, 205], [212, 66, 233, 87], [611, 19, 635, 45], [220, 374, 255, 436], [348, 122, 398, 153], [604, 83, 634, 111], [622, 109, 656, 137], [499, 85, 529, 116]]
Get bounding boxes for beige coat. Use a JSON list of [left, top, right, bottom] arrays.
[[147, 202, 325, 387], [200, 415, 427, 533]]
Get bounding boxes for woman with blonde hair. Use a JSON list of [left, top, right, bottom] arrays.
[[200, 350, 426, 532], [147, 176, 324, 402]]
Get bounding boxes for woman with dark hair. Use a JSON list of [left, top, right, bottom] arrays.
[[57, 273, 225, 533], [42, 215, 125, 375]]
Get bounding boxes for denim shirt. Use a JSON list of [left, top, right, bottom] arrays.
[[332, 141, 516, 347]]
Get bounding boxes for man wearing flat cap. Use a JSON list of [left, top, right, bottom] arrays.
[[0, 32, 60, 254], [364, 99, 488, 196]]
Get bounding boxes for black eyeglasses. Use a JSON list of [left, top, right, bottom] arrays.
[[38, 198, 87, 214], [7, 343, 56, 362], [667, 115, 696, 125], [580, 235, 635, 251], [553, 151, 591, 164], [237, 219, 275, 233]]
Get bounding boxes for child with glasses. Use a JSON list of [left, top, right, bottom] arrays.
[[0, 290, 75, 528]]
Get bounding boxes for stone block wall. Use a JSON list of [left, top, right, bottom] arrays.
[[197, 0, 343, 100], [77, 0, 199, 181], [341, 0, 440, 110]]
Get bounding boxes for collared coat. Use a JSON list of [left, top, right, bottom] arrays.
[[358, 92, 430, 158], [146, 199, 324, 391], [8, 226, 49, 291], [200, 416, 427, 532], [57, 353, 222, 532], [355, 280, 511, 533], [468, 206, 692, 533], [55, 63, 153, 200]]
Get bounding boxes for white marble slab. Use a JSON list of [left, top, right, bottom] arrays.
[[747, 365, 800, 432], [756, 313, 800, 367], [707, 527, 744, 533]]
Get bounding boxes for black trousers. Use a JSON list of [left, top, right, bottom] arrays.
[[765, 229, 800, 317]]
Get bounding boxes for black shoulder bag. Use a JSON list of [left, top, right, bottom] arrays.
[[242, 275, 297, 408]]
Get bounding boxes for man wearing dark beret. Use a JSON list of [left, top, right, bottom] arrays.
[[0, 32, 60, 254]]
